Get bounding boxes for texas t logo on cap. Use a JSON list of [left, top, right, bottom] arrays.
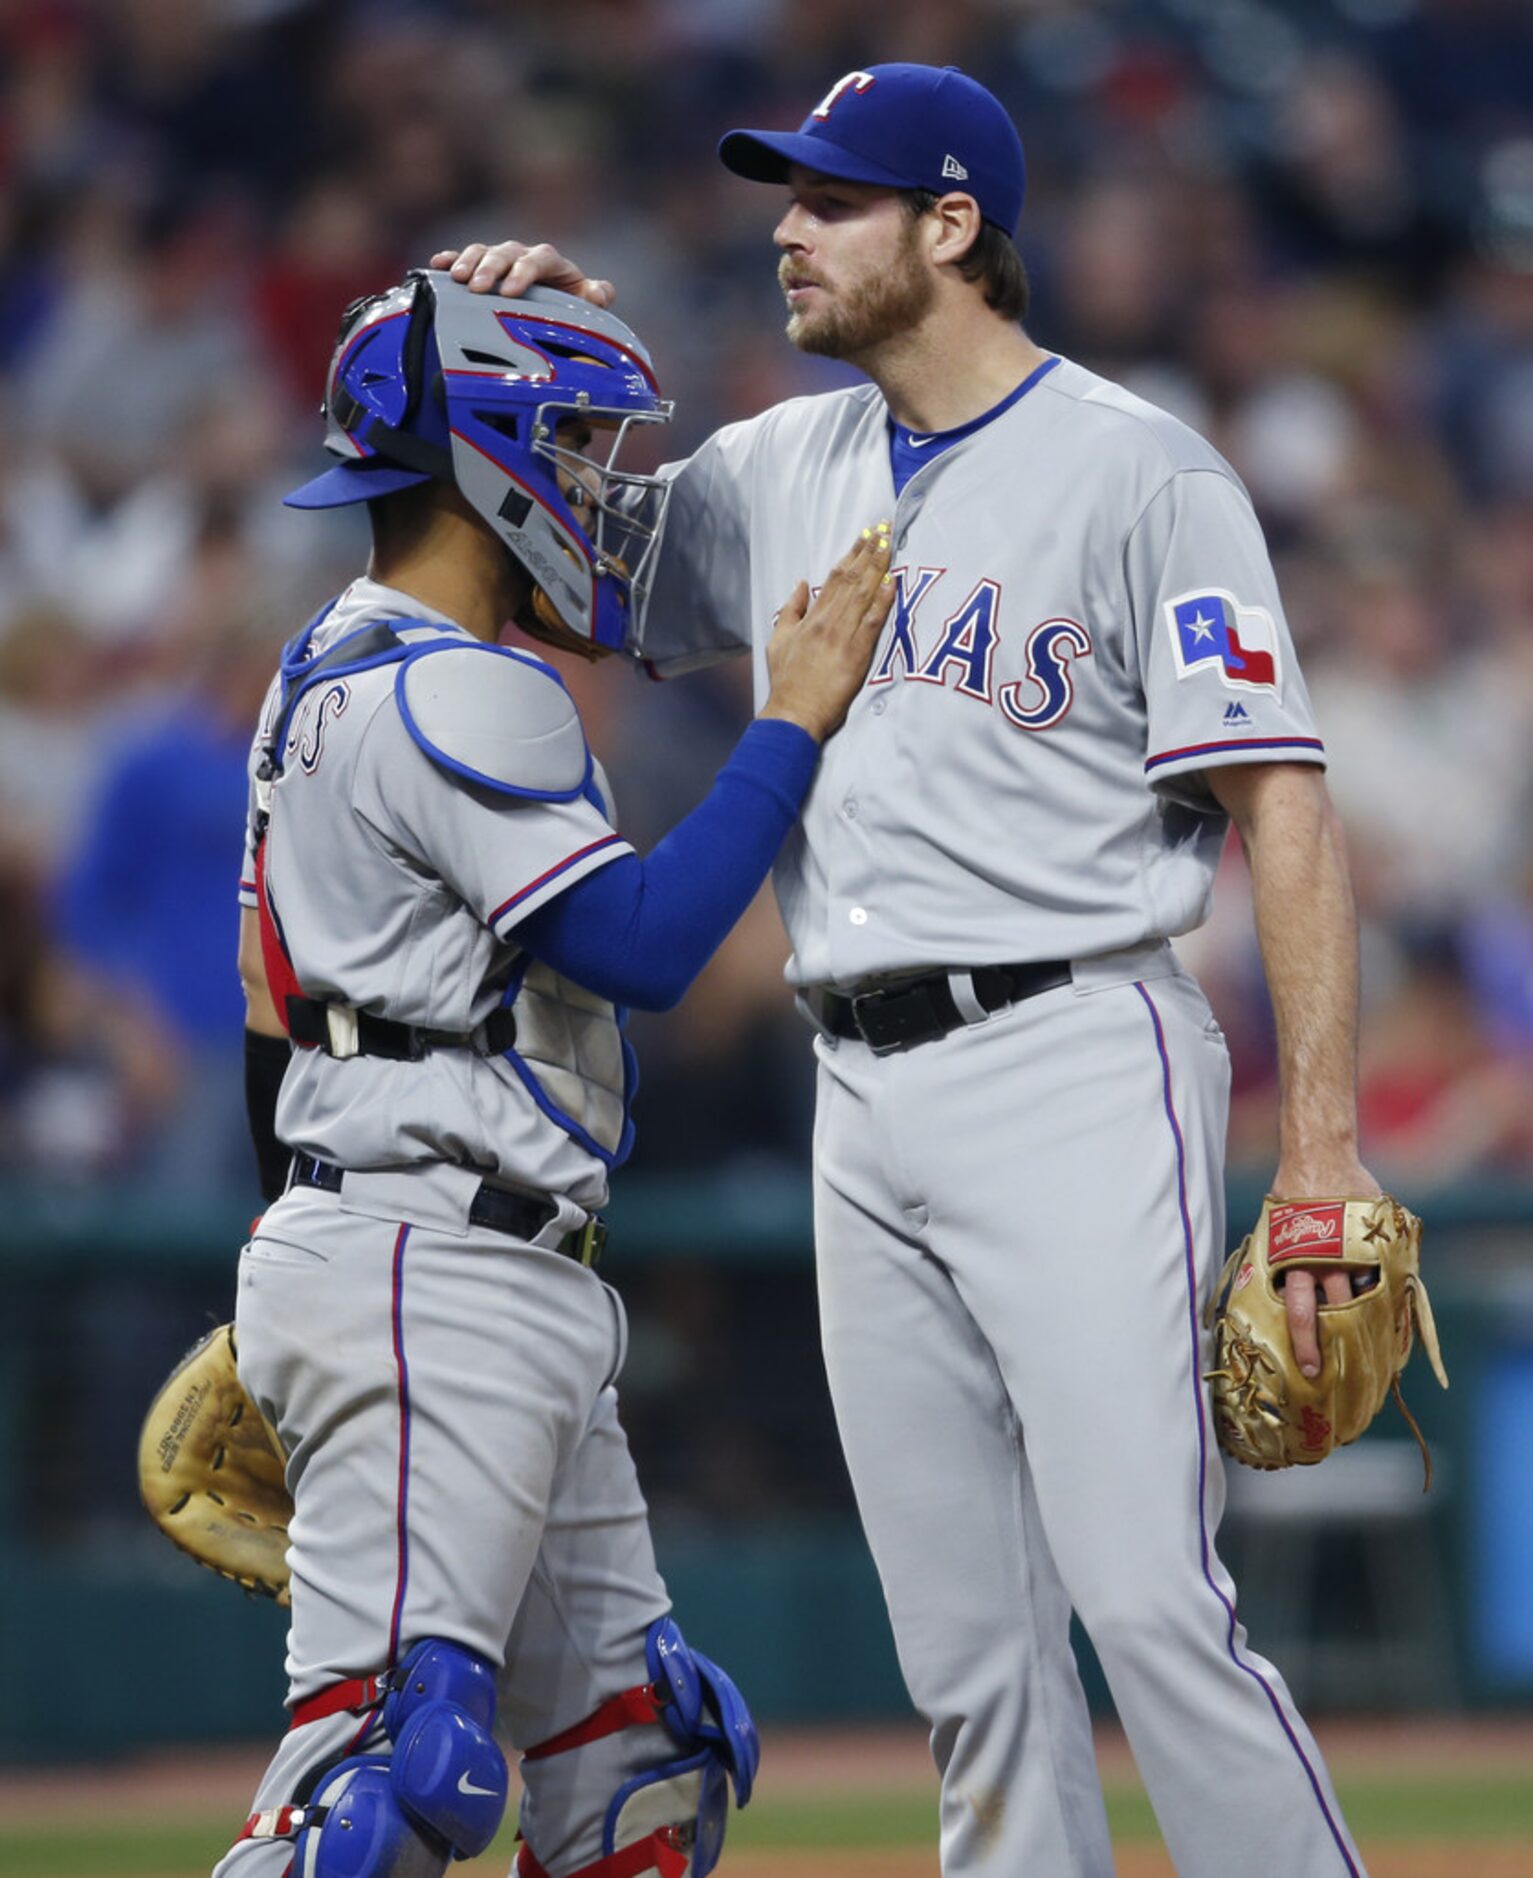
[[813, 70, 875, 118], [719, 62, 1028, 234]]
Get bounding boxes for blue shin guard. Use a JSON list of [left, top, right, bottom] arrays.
[[294, 1640, 508, 1876]]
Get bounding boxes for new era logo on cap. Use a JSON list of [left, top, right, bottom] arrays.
[[718, 63, 1027, 234]]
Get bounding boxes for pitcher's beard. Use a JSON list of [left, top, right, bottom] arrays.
[[785, 234, 935, 360]]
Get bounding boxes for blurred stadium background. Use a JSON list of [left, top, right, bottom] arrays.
[[1, 0, 1532, 1869]]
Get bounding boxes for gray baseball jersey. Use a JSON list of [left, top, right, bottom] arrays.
[[238, 577, 633, 1210], [637, 356, 1324, 987], [631, 356, 1364, 1877]]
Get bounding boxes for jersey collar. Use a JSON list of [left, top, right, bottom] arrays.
[[888, 354, 1061, 454], [336, 575, 466, 634]]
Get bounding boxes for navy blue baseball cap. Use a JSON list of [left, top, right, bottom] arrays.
[[719, 63, 1026, 234]]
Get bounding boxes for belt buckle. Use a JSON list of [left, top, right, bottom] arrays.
[[850, 983, 948, 1055], [569, 1215, 607, 1267]]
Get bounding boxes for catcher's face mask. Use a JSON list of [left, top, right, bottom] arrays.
[[285, 270, 675, 653]]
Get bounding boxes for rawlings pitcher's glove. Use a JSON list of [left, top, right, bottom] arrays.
[[138, 1323, 293, 1603], [1205, 1196, 1449, 1486]]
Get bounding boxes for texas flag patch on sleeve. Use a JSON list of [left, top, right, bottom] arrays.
[[1166, 589, 1280, 693]]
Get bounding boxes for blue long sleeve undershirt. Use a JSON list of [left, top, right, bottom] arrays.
[[515, 717, 819, 1011]]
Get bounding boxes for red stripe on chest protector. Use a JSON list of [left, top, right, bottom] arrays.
[[254, 835, 304, 1033]]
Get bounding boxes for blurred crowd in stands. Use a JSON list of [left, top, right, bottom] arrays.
[[1, 0, 1531, 1198]]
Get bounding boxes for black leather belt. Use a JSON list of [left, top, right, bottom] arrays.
[[817, 960, 1072, 1054], [288, 1155, 605, 1266], [286, 997, 517, 1063]]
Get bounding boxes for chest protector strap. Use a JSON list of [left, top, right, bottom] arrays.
[[252, 610, 422, 1036]]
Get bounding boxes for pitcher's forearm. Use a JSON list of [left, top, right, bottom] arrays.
[[1212, 763, 1372, 1190]]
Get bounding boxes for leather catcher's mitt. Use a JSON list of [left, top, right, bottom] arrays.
[[1205, 1196, 1449, 1486], [138, 1323, 293, 1603]]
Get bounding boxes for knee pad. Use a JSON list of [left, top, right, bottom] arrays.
[[645, 1617, 758, 1809], [517, 1616, 758, 1878], [292, 1640, 508, 1876]]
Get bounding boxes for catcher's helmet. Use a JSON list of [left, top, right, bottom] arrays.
[[285, 269, 674, 650]]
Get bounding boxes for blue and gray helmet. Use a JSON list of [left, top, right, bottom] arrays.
[[284, 269, 674, 651]]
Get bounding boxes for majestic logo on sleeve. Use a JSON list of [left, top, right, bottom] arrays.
[[1166, 590, 1280, 693]]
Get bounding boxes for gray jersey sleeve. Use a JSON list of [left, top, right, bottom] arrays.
[[353, 695, 633, 943], [1126, 468, 1324, 804], [628, 415, 763, 675]]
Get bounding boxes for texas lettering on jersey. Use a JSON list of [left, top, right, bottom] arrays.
[[866, 563, 1093, 731], [291, 680, 351, 776]]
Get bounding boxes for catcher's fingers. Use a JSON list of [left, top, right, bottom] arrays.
[[761, 529, 892, 740], [806, 526, 894, 636], [775, 579, 811, 631]]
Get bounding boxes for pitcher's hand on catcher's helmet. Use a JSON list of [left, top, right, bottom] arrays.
[[430, 238, 614, 306], [138, 1322, 293, 1603], [1205, 1195, 1449, 1486]]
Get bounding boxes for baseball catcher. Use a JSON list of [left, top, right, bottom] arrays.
[[1206, 1195, 1449, 1484], [159, 259, 891, 1878]]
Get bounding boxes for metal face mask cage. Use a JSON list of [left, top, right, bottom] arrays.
[[530, 394, 674, 641], [424, 272, 676, 652]]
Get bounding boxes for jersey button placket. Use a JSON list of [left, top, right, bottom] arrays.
[[827, 768, 880, 973], [822, 475, 925, 978], [893, 472, 930, 554]]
